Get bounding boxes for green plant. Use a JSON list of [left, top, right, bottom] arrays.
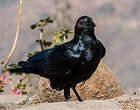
[[30, 17, 53, 32], [31, 17, 53, 50], [53, 28, 72, 46]]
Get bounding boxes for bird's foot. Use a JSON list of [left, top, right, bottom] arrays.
[[78, 98, 83, 102], [66, 99, 70, 102], [72, 87, 83, 102]]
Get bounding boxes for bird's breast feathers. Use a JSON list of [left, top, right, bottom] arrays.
[[85, 49, 93, 61]]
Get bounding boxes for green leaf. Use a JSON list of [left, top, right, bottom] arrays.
[[18, 85, 25, 90], [35, 40, 41, 43], [40, 19, 44, 22], [1, 61, 4, 65], [45, 17, 53, 23], [0, 88, 4, 92], [8, 63, 18, 68], [37, 24, 41, 27], [53, 28, 72, 45], [41, 22, 47, 27], [27, 50, 40, 58], [42, 40, 53, 47], [30, 24, 37, 30], [22, 91, 27, 95]]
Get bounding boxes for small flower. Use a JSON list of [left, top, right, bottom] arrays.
[[16, 89, 22, 95], [11, 87, 22, 95], [11, 87, 17, 95], [0, 76, 2, 80], [0, 75, 7, 82]]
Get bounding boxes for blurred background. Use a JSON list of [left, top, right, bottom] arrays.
[[0, 0, 140, 90]]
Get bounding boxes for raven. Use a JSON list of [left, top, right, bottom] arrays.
[[9, 16, 106, 102]]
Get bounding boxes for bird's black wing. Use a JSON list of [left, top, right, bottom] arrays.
[[27, 49, 52, 63], [27, 45, 81, 76]]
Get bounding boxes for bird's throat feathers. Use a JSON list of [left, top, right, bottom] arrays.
[[74, 31, 97, 43]]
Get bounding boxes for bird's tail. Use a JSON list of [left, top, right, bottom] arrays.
[[8, 61, 33, 74], [8, 61, 46, 77], [9, 68, 32, 73]]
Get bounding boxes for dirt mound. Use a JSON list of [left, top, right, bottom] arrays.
[[25, 62, 123, 104]]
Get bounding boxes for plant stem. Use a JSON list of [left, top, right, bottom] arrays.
[[39, 31, 44, 50], [25, 75, 29, 95], [2, 0, 23, 89], [15, 75, 28, 88], [63, 35, 67, 42]]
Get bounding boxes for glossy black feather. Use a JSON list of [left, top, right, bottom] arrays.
[[9, 16, 106, 101]]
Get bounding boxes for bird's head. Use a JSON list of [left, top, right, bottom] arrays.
[[74, 16, 96, 35]]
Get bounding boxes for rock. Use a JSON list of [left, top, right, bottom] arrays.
[[27, 74, 41, 97], [125, 88, 140, 96], [26, 62, 124, 104], [0, 103, 19, 110], [15, 100, 122, 110], [0, 95, 27, 110], [115, 95, 140, 110], [76, 62, 124, 100], [0, 95, 140, 110], [0, 95, 27, 104], [1, 74, 26, 95]]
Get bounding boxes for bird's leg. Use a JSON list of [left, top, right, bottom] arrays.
[[72, 87, 82, 102], [64, 87, 70, 101]]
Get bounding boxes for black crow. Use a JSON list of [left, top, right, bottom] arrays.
[[9, 16, 106, 102]]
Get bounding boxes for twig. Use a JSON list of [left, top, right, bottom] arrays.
[[25, 74, 29, 95], [63, 35, 67, 42], [15, 75, 28, 88], [2, 0, 23, 89], [39, 31, 44, 50]]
